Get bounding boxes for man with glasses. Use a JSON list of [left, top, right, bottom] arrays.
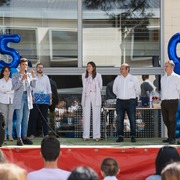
[[28, 63, 52, 139]]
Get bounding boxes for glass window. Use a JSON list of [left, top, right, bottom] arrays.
[[9, 28, 37, 60], [0, 0, 78, 67], [50, 30, 78, 67], [83, 0, 160, 67]]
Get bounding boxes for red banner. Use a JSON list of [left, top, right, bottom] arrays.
[[1, 147, 179, 180]]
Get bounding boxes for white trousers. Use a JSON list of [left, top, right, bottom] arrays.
[[0, 103, 14, 137], [83, 92, 101, 139]]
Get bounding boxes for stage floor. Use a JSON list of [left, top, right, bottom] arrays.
[[2, 137, 180, 147], [1, 138, 180, 180]]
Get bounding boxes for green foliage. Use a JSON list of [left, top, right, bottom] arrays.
[[83, 0, 154, 34], [0, 0, 10, 6]]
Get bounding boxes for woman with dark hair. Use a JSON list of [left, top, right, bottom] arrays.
[[146, 146, 180, 180], [0, 66, 14, 141], [81, 61, 102, 142]]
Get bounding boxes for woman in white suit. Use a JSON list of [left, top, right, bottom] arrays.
[[81, 61, 102, 141]]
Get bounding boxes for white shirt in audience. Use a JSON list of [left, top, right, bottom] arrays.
[[27, 168, 71, 180]]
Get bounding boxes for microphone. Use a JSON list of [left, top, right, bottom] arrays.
[[25, 68, 27, 74]]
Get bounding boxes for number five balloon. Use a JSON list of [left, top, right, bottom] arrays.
[[0, 34, 21, 68]]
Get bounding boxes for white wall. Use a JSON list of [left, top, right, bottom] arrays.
[[164, 0, 180, 61]]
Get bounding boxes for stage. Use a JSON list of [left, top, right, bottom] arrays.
[[1, 137, 180, 180]]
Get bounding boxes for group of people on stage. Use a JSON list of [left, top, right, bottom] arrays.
[[82, 60, 180, 145], [0, 58, 180, 145], [0, 58, 52, 146]]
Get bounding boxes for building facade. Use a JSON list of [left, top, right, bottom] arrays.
[[0, 0, 179, 137]]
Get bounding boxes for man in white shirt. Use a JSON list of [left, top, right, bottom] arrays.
[[113, 63, 140, 143], [28, 63, 52, 139], [27, 136, 70, 180], [161, 60, 180, 144]]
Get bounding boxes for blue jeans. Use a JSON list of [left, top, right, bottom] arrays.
[[116, 99, 136, 137], [15, 92, 30, 138]]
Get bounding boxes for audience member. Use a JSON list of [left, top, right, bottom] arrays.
[[28, 63, 52, 139], [146, 146, 180, 180], [101, 158, 120, 180], [140, 75, 155, 107], [49, 77, 59, 130], [68, 166, 99, 180], [140, 75, 154, 97], [55, 101, 67, 121], [0, 66, 14, 141], [105, 79, 116, 130], [161, 162, 180, 180], [27, 136, 70, 180], [113, 63, 140, 143], [0, 150, 7, 163], [0, 163, 27, 180], [49, 77, 58, 113], [106, 80, 116, 100], [12, 58, 36, 146], [81, 61, 102, 142]]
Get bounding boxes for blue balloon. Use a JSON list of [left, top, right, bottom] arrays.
[[168, 33, 180, 64], [0, 34, 21, 68], [177, 102, 180, 112], [176, 119, 180, 129], [176, 112, 179, 119], [174, 63, 180, 75], [10, 68, 18, 75], [168, 33, 180, 75], [176, 130, 180, 138]]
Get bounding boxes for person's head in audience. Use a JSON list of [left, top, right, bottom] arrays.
[[155, 146, 180, 175], [161, 162, 180, 180], [27, 136, 70, 180], [67, 166, 99, 180], [0, 150, 7, 163], [142, 75, 149, 81], [57, 100, 66, 109], [0, 163, 27, 180], [41, 136, 60, 163], [101, 157, 120, 178]]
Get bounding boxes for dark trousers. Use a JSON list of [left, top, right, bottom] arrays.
[[161, 99, 178, 139], [28, 104, 49, 136], [116, 99, 136, 137]]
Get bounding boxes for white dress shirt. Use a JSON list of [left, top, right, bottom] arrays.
[[0, 78, 14, 104], [27, 168, 71, 180], [104, 176, 118, 180], [113, 74, 140, 99], [32, 74, 52, 94], [161, 72, 180, 100]]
